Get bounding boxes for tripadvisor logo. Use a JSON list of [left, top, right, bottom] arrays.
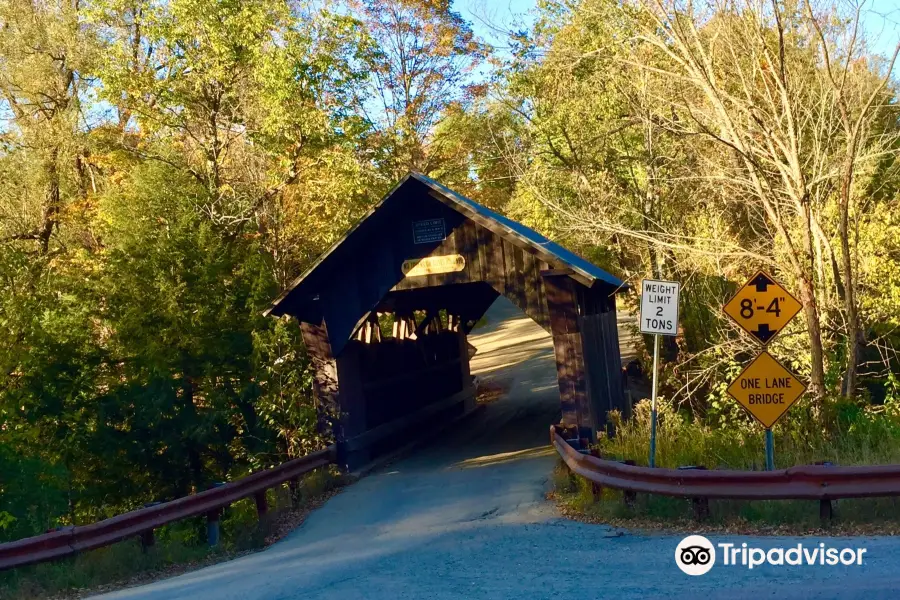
[[675, 535, 868, 575], [675, 535, 716, 576]]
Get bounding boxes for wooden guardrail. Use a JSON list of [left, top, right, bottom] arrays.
[[0, 446, 336, 571], [551, 425, 900, 520]]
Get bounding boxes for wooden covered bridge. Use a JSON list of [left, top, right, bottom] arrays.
[[265, 173, 628, 468]]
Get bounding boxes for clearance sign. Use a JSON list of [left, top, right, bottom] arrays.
[[723, 272, 801, 344], [723, 271, 807, 469]]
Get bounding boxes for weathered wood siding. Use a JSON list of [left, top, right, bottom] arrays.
[[283, 177, 626, 465], [392, 219, 551, 331]]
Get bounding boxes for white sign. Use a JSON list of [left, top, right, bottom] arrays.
[[640, 279, 680, 336]]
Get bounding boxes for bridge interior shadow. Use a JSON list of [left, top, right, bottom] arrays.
[[389, 295, 563, 472]]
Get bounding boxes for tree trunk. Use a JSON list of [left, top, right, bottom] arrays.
[[797, 272, 826, 398], [181, 371, 205, 492], [798, 204, 827, 399], [838, 155, 861, 397], [38, 147, 61, 255]]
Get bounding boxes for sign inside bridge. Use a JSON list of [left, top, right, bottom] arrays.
[[726, 351, 806, 429], [640, 279, 680, 336], [723, 271, 801, 344]]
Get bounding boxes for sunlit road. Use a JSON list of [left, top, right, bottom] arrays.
[[97, 298, 900, 600]]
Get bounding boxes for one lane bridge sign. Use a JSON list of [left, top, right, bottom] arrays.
[[640, 279, 680, 336], [723, 271, 801, 345], [726, 351, 806, 428]]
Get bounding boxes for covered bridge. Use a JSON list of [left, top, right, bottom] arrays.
[[265, 173, 628, 468]]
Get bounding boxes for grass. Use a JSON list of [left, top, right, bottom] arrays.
[[0, 466, 346, 600], [601, 398, 900, 470], [551, 397, 900, 534]]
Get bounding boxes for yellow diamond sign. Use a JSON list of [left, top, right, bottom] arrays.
[[727, 351, 806, 428], [723, 271, 802, 345]]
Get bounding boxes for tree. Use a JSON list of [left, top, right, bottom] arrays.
[[623, 0, 900, 398], [91, 0, 378, 283], [426, 94, 519, 210], [487, 0, 900, 406], [0, 0, 373, 532], [349, 0, 485, 179], [0, 0, 99, 254]]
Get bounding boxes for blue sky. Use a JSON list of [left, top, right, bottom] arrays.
[[864, 0, 900, 63], [458, 0, 537, 49], [457, 0, 900, 71]]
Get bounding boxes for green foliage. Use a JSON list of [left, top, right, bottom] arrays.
[[0, 445, 68, 542], [0, 468, 345, 599], [0, 0, 355, 541], [252, 317, 325, 460], [1, 0, 899, 571], [604, 396, 900, 470]]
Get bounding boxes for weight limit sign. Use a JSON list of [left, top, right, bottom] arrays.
[[640, 279, 680, 336]]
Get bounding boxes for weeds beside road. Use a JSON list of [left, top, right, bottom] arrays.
[[551, 460, 900, 536], [552, 395, 900, 535], [0, 467, 346, 600], [604, 397, 900, 472]]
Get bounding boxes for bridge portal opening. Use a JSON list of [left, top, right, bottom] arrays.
[[265, 174, 628, 469]]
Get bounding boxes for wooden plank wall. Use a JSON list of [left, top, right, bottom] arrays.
[[393, 219, 551, 331], [542, 274, 593, 438], [348, 330, 466, 430], [293, 181, 626, 460], [580, 311, 626, 436], [544, 275, 628, 440]]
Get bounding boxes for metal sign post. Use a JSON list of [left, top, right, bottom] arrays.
[[640, 279, 681, 468], [649, 333, 661, 468], [723, 271, 806, 471]]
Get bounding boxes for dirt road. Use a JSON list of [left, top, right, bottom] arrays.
[[97, 298, 900, 600]]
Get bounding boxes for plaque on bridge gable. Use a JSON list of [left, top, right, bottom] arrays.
[[412, 218, 446, 244]]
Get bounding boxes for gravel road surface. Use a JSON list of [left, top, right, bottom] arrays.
[[97, 298, 900, 600]]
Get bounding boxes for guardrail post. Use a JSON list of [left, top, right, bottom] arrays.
[[588, 448, 603, 500], [815, 461, 834, 524], [678, 466, 709, 521], [254, 490, 269, 518], [207, 509, 221, 547], [140, 529, 155, 552], [139, 501, 160, 552], [623, 460, 636, 508], [692, 498, 710, 521], [819, 499, 832, 523], [289, 477, 301, 508]]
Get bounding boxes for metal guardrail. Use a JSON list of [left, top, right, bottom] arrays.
[[0, 446, 336, 571], [551, 425, 900, 519]]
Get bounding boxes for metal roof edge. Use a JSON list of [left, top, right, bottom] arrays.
[[410, 172, 625, 290]]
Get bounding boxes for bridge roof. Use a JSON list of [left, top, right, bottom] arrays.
[[412, 174, 624, 289], [265, 173, 624, 319]]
